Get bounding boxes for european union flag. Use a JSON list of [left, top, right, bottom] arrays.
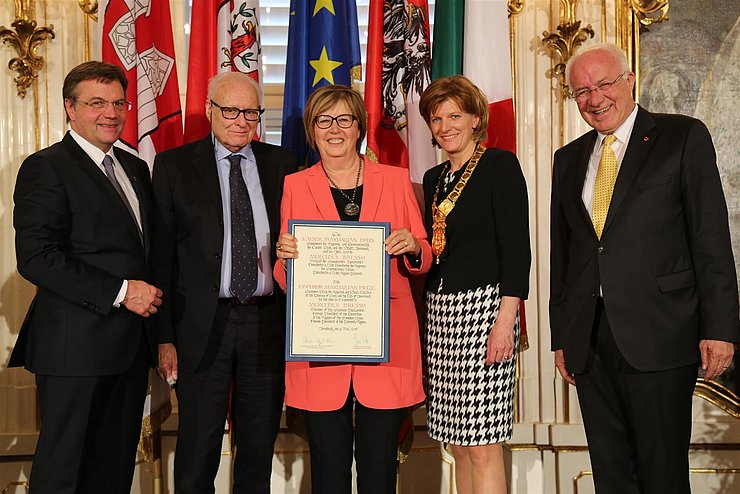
[[281, 0, 361, 166]]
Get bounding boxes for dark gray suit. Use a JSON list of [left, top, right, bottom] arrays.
[[151, 136, 296, 492], [550, 107, 738, 493], [11, 132, 155, 493]]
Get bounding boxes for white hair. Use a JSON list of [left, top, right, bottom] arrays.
[[206, 71, 262, 101], [565, 43, 630, 88]]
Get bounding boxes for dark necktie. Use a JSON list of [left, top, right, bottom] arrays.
[[228, 154, 258, 301], [102, 155, 143, 242]]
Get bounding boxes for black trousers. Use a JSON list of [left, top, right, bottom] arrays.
[[29, 330, 149, 494], [174, 301, 284, 494], [574, 299, 697, 494], [302, 388, 406, 494]]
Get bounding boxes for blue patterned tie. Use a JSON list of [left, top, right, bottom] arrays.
[[228, 154, 258, 301]]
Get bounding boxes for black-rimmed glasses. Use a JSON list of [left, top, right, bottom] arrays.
[[74, 98, 132, 112], [314, 114, 357, 129], [210, 100, 264, 121], [569, 72, 628, 102]]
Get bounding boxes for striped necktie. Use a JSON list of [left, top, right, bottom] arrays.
[[592, 134, 618, 239]]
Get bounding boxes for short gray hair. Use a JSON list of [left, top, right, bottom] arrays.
[[206, 72, 262, 101], [565, 43, 630, 88]]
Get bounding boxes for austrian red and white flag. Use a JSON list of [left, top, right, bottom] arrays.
[[365, 0, 436, 186], [184, 0, 263, 143], [100, 0, 184, 167]]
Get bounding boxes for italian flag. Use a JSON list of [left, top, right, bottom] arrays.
[[431, 0, 516, 154], [432, 0, 527, 347]]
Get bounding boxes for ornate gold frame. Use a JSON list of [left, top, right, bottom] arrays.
[[0, 0, 55, 98]]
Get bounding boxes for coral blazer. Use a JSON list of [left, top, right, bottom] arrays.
[[274, 158, 432, 411]]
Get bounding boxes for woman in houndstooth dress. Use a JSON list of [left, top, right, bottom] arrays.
[[420, 75, 531, 494]]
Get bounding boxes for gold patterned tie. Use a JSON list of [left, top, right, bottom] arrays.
[[592, 134, 618, 239]]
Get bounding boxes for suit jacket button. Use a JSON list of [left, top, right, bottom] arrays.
[[597, 246, 605, 254], [212, 285, 219, 291], [215, 253, 221, 259], [591, 293, 598, 297]]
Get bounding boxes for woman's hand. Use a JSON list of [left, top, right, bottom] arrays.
[[276, 233, 298, 269], [384, 228, 420, 256], [485, 296, 520, 365]]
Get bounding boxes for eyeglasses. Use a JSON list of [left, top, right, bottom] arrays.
[[210, 101, 264, 121], [314, 114, 357, 129], [75, 98, 132, 112], [569, 72, 628, 102]]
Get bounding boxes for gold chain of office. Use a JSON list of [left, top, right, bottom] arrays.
[[430, 144, 485, 264]]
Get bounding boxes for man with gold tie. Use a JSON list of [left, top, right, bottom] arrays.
[[549, 43, 738, 493]]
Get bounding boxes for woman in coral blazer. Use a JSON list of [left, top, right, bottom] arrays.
[[273, 85, 431, 494]]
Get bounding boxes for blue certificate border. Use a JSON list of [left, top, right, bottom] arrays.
[[285, 219, 391, 362]]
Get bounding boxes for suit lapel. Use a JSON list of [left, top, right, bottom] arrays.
[[569, 131, 598, 236], [602, 107, 657, 236], [189, 137, 224, 222], [114, 148, 147, 250], [252, 141, 280, 232], [359, 158, 382, 222], [63, 134, 143, 246], [306, 163, 340, 220]]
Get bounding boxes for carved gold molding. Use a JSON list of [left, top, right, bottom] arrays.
[[617, 1, 671, 101], [78, 0, 99, 20], [508, 0, 524, 17], [542, 0, 595, 100], [0, 0, 55, 98], [694, 378, 740, 419], [78, 0, 98, 61], [632, 0, 669, 27]]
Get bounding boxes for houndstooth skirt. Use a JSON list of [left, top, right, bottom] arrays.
[[425, 283, 519, 446]]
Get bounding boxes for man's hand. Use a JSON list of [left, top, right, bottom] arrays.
[[555, 349, 576, 386], [121, 280, 162, 317], [158, 343, 178, 385], [700, 339, 735, 381]]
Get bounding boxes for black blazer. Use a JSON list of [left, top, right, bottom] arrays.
[[550, 106, 739, 373], [150, 137, 296, 372], [422, 147, 530, 298], [10, 133, 155, 376]]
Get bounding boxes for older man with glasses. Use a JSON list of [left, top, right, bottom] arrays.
[[549, 42, 738, 494], [151, 71, 297, 493]]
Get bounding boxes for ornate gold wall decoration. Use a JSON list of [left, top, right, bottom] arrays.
[[0, 0, 55, 98], [632, 0, 669, 27], [78, 0, 98, 62], [542, 0, 595, 99], [616, 1, 671, 100], [78, 0, 99, 20], [508, 0, 525, 17]]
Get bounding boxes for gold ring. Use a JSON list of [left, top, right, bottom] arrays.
[[404, 241, 408, 247], [276, 245, 282, 251]]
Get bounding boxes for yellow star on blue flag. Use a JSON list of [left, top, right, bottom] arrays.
[[309, 47, 343, 86], [313, 0, 336, 16], [281, 0, 361, 165]]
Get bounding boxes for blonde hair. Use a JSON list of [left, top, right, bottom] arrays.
[[303, 85, 367, 153]]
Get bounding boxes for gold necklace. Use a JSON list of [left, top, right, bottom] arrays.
[[431, 144, 485, 264]]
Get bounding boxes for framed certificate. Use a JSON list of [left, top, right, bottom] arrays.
[[285, 220, 390, 362]]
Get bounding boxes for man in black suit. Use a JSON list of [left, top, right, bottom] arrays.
[[152, 72, 296, 493], [10, 61, 162, 493], [550, 43, 738, 494]]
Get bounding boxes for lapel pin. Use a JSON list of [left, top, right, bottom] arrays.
[[643, 136, 650, 142]]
